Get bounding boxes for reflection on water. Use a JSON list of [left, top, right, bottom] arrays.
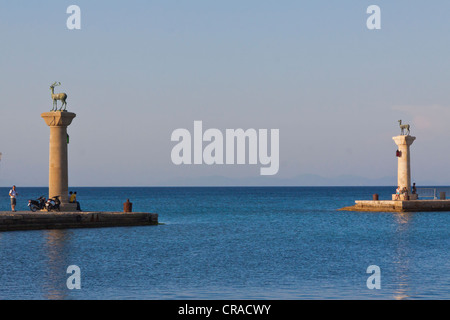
[[393, 213, 413, 300], [1, 187, 448, 299], [43, 230, 71, 300]]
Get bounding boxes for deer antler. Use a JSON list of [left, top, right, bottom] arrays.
[[50, 81, 61, 87]]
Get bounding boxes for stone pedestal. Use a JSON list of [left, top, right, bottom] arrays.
[[392, 193, 418, 201], [392, 135, 416, 196], [41, 111, 76, 211]]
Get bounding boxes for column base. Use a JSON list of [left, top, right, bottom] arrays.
[[60, 202, 79, 212], [392, 194, 419, 201]]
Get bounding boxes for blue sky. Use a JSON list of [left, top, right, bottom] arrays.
[[1, 1, 450, 186]]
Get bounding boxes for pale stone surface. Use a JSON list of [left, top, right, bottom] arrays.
[[0, 212, 158, 232], [391, 194, 419, 201], [41, 112, 76, 211], [339, 200, 450, 212], [62, 202, 78, 211], [392, 135, 416, 194]]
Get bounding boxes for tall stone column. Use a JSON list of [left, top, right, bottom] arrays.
[[392, 135, 416, 194], [41, 111, 76, 211]]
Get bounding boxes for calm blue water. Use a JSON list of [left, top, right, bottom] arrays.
[[0, 187, 448, 300]]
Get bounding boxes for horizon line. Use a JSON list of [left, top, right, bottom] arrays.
[[1, 185, 450, 188]]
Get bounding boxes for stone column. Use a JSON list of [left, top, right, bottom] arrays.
[[41, 111, 77, 211], [392, 135, 416, 194]]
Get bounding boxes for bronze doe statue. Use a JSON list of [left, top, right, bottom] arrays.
[[398, 120, 410, 136], [50, 82, 68, 111]]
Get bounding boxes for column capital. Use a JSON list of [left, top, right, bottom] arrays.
[[41, 111, 76, 127], [392, 135, 416, 147]]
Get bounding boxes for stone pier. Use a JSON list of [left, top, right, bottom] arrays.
[[339, 200, 450, 212], [41, 111, 77, 211], [0, 211, 159, 232]]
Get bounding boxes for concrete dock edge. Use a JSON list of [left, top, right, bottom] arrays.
[[339, 200, 450, 212], [0, 212, 159, 232]]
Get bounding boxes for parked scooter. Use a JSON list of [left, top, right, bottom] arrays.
[[28, 196, 46, 212], [45, 196, 61, 212]]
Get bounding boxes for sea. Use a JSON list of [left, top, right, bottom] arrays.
[[0, 186, 448, 300]]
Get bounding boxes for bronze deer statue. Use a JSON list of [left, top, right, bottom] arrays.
[[398, 120, 410, 136], [50, 82, 68, 111]]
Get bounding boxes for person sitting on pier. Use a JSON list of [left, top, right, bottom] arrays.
[[402, 187, 409, 200], [69, 191, 82, 211]]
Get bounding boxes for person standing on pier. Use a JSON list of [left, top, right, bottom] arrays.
[[395, 186, 401, 200], [412, 183, 417, 194], [9, 185, 18, 212]]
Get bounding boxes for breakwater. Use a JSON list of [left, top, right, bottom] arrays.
[[0, 211, 158, 232]]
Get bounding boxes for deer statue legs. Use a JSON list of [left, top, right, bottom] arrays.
[[51, 100, 67, 111], [59, 99, 67, 111]]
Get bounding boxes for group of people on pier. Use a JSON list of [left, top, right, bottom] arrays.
[[395, 183, 417, 200], [7, 186, 81, 212]]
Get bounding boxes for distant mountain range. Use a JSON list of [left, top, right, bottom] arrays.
[[2, 174, 442, 188], [158, 174, 405, 187]]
